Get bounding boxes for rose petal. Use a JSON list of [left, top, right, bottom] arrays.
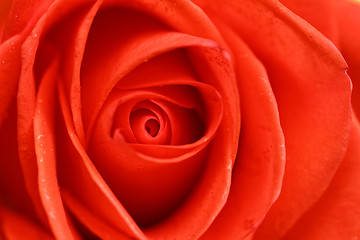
[[14, 0, 103, 230], [0, 0, 12, 40], [89, 81, 223, 226], [41, 0, 104, 146], [61, 190, 134, 239], [0, 101, 39, 223], [81, 7, 239, 237], [200, 22, 286, 240], [103, 0, 225, 44], [143, 43, 240, 240], [88, 50, 223, 227], [80, 7, 223, 141], [192, 0, 352, 239], [281, 114, 360, 239], [57, 79, 146, 239], [279, 0, 339, 43], [280, 0, 360, 126], [95, 81, 222, 155], [109, 50, 215, 146], [0, 205, 53, 240], [0, 0, 54, 131], [34, 56, 80, 240], [1, 0, 54, 42], [335, 0, 360, 119]]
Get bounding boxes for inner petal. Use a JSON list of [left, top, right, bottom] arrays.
[[129, 108, 160, 142], [145, 119, 160, 137]]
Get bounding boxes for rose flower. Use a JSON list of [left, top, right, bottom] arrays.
[[0, 0, 359, 239]]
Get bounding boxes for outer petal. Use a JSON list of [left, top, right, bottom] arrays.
[[280, 0, 360, 134], [0, 0, 11, 40], [192, 0, 352, 239], [282, 114, 360, 239], [33, 56, 80, 240], [281, 0, 360, 119], [1, 0, 54, 42], [16, 0, 103, 237], [76, 3, 240, 238], [0, 0, 54, 131], [200, 22, 285, 240], [0, 205, 53, 240], [0, 100, 38, 226], [335, 0, 360, 119], [279, 0, 339, 43]]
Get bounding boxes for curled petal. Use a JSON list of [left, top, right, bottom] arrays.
[[34, 56, 81, 240], [201, 22, 285, 240], [57, 79, 146, 239], [282, 115, 360, 239], [334, 0, 360, 119], [15, 0, 104, 232], [89, 81, 223, 226], [192, 0, 352, 239], [0, 205, 53, 240]]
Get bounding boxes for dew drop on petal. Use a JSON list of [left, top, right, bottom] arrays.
[[48, 210, 56, 220]]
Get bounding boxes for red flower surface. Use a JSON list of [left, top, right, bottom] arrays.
[[0, 0, 358, 239]]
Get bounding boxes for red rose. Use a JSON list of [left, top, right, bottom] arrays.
[[0, 0, 358, 239]]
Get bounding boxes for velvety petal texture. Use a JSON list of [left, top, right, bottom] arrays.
[[200, 23, 285, 240], [336, 0, 360, 118], [0, 0, 356, 239], [4, 0, 240, 239], [280, 0, 360, 119], [281, 114, 360, 239], [0, 206, 53, 240], [192, 0, 352, 239]]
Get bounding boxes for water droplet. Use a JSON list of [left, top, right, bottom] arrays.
[[39, 158, 44, 163], [48, 210, 56, 219], [1, 60, 5, 64], [227, 163, 232, 170], [40, 178, 46, 182], [37, 134, 44, 140], [15, 15, 19, 18], [33, 33, 38, 38]]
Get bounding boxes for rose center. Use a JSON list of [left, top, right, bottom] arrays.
[[125, 101, 171, 144], [144, 118, 160, 137]]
